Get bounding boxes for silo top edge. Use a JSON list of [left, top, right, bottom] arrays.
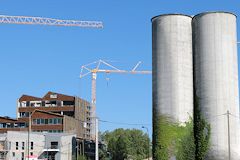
[[193, 11, 237, 19], [151, 14, 192, 22]]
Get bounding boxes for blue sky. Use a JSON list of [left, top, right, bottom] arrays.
[[0, 0, 240, 136]]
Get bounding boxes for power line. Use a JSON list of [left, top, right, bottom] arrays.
[[229, 113, 240, 119], [74, 117, 151, 126], [99, 119, 151, 126]]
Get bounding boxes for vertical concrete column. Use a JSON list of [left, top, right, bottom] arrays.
[[192, 12, 240, 160], [152, 14, 193, 159]]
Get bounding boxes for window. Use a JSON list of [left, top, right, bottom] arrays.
[[50, 101, 57, 106], [22, 142, 24, 150], [63, 101, 74, 106], [53, 118, 57, 124], [14, 123, 18, 128], [21, 152, 24, 160], [19, 123, 26, 128], [12, 152, 15, 157], [37, 119, 41, 125], [57, 101, 61, 106], [16, 142, 18, 150], [51, 142, 58, 149], [25, 112, 29, 117], [49, 119, 53, 124], [40, 119, 44, 124], [30, 152, 33, 156], [45, 119, 48, 124], [57, 118, 62, 124], [31, 142, 33, 150], [32, 119, 37, 125]]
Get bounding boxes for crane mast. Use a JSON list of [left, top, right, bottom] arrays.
[[0, 15, 103, 28]]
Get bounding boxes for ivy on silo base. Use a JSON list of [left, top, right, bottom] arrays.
[[194, 96, 211, 160], [153, 114, 195, 160]]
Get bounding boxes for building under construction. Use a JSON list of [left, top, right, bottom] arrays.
[[0, 91, 91, 139]]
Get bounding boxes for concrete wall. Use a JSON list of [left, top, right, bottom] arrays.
[[60, 134, 76, 160], [152, 14, 193, 159], [0, 131, 76, 160], [63, 115, 83, 138], [6, 131, 45, 160], [74, 97, 91, 139], [192, 12, 240, 159], [43, 133, 76, 160], [152, 14, 193, 123]]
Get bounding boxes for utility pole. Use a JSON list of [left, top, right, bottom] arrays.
[[227, 110, 231, 160], [47, 147, 48, 160], [28, 113, 31, 160], [95, 117, 99, 160], [68, 143, 70, 160], [142, 126, 150, 160]]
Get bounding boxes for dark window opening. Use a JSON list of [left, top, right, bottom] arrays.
[[22, 142, 24, 150], [51, 142, 58, 149], [21, 152, 24, 160], [16, 142, 18, 150], [45, 119, 48, 124], [63, 111, 74, 117], [63, 101, 74, 106], [31, 142, 33, 150]]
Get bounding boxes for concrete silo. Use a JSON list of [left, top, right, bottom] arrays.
[[192, 12, 240, 160], [152, 14, 193, 159]]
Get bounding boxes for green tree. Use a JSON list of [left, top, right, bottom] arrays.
[[101, 128, 150, 160], [77, 155, 87, 160]]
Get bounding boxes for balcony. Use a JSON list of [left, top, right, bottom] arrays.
[[42, 148, 60, 152], [43, 143, 59, 152], [0, 128, 28, 133], [18, 105, 74, 113]]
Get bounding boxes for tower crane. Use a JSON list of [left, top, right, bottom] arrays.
[[0, 15, 103, 28], [80, 59, 151, 160], [80, 60, 152, 121], [0, 14, 103, 159]]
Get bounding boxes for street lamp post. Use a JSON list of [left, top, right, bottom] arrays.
[[95, 117, 99, 160], [28, 113, 32, 160], [227, 110, 231, 160], [142, 126, 150, 160]]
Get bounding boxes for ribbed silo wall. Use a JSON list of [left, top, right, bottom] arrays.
[[192, 12, 240, 160], [152, 14, 193, 159]]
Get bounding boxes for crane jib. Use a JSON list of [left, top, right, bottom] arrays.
[[0, 15, 103, 28]]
